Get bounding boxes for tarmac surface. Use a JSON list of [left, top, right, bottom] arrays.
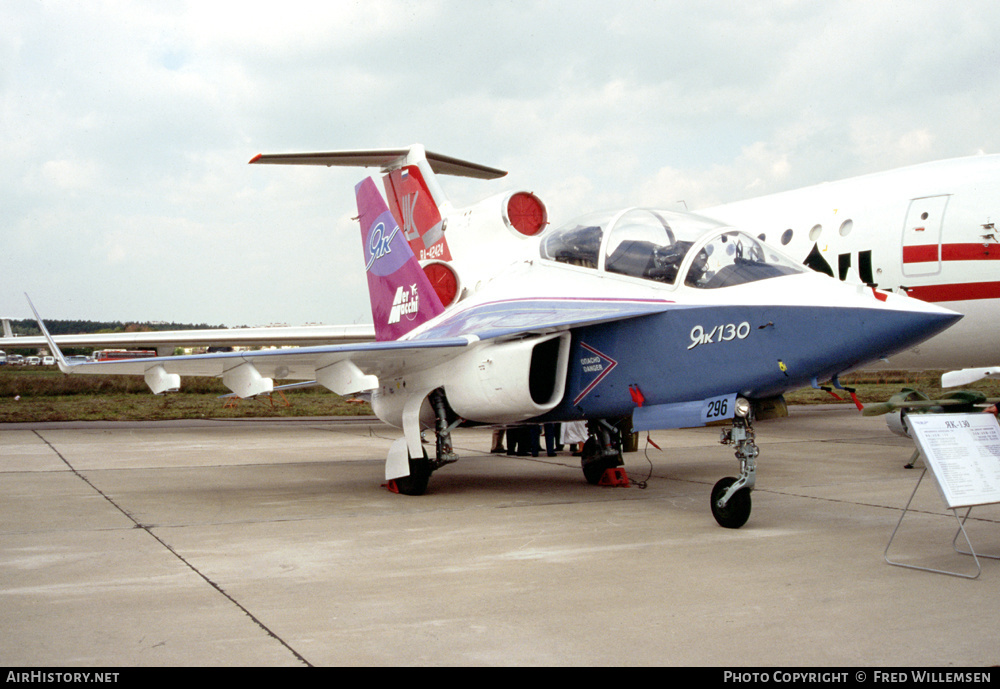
[[1, 406, 998, 667]]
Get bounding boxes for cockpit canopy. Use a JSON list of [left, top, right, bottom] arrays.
[[539, 208, 806, 289]]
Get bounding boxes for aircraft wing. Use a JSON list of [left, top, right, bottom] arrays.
[[59, 337, 473, 390], [36, 297, 675, 396], [0, 323, 375, 355], [411, 297, 676, 341]]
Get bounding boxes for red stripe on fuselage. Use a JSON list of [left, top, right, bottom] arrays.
[[903, 243, 1000, 263], [904, 281, 1000, 302]]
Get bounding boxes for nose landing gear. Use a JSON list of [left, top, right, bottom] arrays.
[[712, 406, 758, 529]]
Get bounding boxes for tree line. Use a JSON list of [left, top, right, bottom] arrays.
[[6, 319, 228, 337]]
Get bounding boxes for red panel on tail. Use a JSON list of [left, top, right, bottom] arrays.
[[383, 165, 452, 262]]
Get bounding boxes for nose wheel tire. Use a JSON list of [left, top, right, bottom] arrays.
[[711, 477, 752, 529]]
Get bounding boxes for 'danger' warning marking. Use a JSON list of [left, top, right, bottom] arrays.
[[573, 343, 618, 405]]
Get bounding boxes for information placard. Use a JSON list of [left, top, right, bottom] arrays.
[[906, 413, 1000, 509]]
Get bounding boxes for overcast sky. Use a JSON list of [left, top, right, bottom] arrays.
[[4, 0, 1000, 326]]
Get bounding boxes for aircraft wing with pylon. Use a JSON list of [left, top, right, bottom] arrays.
[[0, 322, 375, 356]]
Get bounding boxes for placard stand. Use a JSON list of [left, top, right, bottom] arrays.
[[884, 413, 1000, 579]]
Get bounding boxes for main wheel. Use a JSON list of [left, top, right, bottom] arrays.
[[581, 438, 623, 485], [711, 477, 751, 529], [393, 453, 432, 496]]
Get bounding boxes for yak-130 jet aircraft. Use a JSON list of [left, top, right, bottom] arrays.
[[31, 147, 961, 528]]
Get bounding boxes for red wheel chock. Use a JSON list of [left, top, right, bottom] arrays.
[[598, 467, 630, 487]]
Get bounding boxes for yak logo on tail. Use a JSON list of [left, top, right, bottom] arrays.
[[365, 221, 398, 272], [356, 177, 445, 341]]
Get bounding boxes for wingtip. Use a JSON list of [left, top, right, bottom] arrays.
[[24, 294, 72, 373]]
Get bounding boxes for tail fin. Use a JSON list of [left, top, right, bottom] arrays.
[[383, 163, 452, 262], [356, 177, 445, 341]]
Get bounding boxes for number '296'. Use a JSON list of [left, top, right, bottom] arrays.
[[706, 398, 729, 418]]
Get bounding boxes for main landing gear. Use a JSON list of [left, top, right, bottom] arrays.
[[580, 419, 626, 485], [389, 450, 433, 496], [388, 388, 459, 496], [712, 399, 758, 529]]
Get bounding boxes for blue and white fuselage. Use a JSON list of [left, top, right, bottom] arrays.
[[392, 208, 958, 429]]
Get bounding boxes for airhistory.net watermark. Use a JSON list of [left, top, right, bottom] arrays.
[[6, 672, 119, 684]]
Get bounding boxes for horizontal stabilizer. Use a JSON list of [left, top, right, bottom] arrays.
[[249, 146, 507, 180]]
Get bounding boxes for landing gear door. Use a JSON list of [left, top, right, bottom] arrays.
[[901, 195, 949, 277]]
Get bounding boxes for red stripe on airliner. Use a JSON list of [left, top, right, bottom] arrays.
[[904, 281, 1000, 302], [903, 243, 1000, 263]]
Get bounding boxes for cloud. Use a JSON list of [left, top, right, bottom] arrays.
[[3, 0, 1000, 324]]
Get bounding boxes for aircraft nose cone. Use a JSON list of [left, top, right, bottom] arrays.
[[866, 299, 962, 360], [775, 297, 962, 393]]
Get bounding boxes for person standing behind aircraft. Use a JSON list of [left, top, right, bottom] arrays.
[[562, 420, 587, 456]]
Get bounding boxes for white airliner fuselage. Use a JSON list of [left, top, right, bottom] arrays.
[[698, 154, 1000, 369]]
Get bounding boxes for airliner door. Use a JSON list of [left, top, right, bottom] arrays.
[[901, 195, 950, 277]]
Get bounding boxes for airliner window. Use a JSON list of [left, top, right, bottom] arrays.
[[685, 231, 805, 289], [603, 209, 686, 284]]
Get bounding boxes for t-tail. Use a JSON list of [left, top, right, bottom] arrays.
[[250, 144, 507, 265], [249, 145, 544, 307], [356, 176, 446, 341]]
